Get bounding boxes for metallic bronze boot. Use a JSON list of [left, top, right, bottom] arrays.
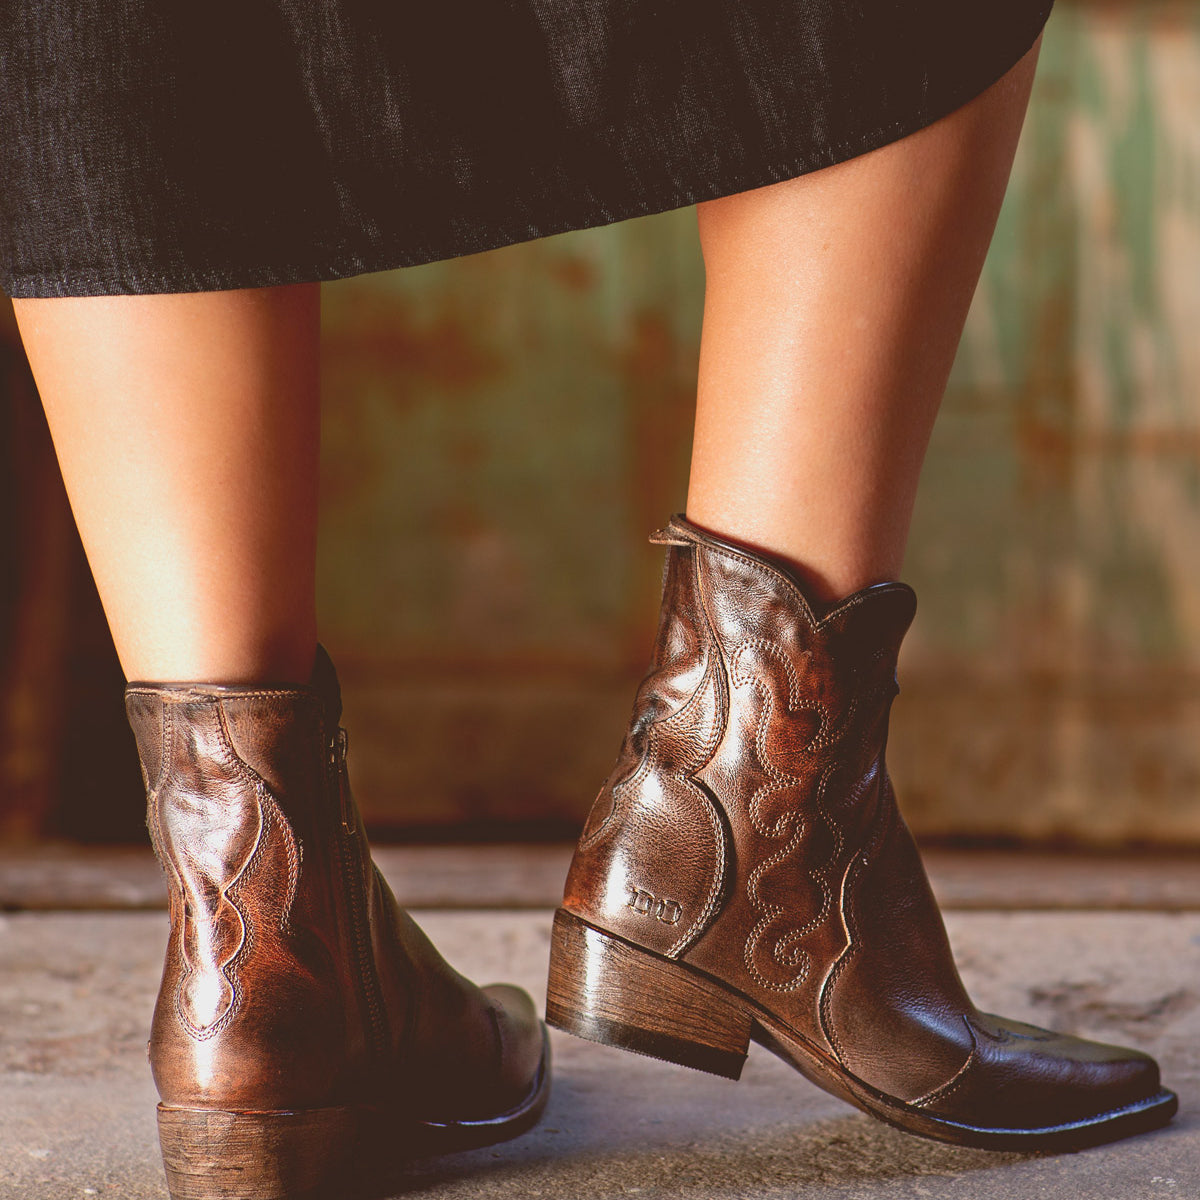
[[547, 515, 1175, 1150], [126, 647, 549, 1200]]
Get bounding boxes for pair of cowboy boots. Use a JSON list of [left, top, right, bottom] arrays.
[[128, 515, 1175, 1200]]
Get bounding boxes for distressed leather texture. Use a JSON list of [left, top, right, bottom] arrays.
[[564, 515, 1162, 1129], [126, 648, 543, 1120]]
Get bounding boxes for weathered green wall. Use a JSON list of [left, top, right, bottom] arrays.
[[318, 1, 1200, 844], [896, 0, 1200, 842], [319, 214, 703, 833]]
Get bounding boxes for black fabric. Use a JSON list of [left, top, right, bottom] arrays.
[[0, 1, 1053, 298]]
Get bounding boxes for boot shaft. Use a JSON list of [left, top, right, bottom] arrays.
[[125, 654, 380, 1108], [566, 516, 918, 953], [563, 517, 970, 1075]]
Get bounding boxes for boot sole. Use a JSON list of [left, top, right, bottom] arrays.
[[156, 1025, 550, 1200], [546, 908, 1178, 1153]]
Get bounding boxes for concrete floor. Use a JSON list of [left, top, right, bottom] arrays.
[[1, 906, 1198, 1200]]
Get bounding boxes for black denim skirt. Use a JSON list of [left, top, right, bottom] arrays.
[[0, 1, 1053, 298]]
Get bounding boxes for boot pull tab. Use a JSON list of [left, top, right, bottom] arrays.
[[649, 526, 692, 547]]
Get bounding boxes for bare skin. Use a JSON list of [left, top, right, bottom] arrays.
[[13, 36, 1040, 679], [689, 36, 1042, 603], [13, 285, 320, 683]]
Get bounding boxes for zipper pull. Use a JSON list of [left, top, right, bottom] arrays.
[[331, 728, 355, 835]]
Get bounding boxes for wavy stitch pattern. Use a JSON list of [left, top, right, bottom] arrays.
[[731, 638, 850, 993], [170, 793, 262, 1039]]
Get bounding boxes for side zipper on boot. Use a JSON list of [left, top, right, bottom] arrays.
[[155, 715, 377, 1200], [330, 725, 388, 1059]]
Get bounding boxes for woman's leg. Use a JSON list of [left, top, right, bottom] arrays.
[[550, 31, 1171, 1149], [11, 284, 320, 683], [688, 37, 1043, 603], [12, 285, 550, 1200]]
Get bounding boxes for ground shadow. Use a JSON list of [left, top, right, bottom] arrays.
[[380, 1072, 1042, 1198]]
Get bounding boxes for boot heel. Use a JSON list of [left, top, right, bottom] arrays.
[[546, 908, 750, 1080], [156, 1104, 355, 1200]]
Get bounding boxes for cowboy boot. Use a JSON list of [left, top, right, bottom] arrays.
[[547, 515, 1175, 1150], [125, 646, 549, 1200]]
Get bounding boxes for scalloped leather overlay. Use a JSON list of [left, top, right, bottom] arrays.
[[151, 699, 305, 1039], [564, 543, 730, 959], [582, 650, 728, 959]]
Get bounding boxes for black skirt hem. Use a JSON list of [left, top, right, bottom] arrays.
[[1, 16, 1047, 300]]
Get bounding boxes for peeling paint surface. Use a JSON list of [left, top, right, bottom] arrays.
[[903, 1, 1200, 841]]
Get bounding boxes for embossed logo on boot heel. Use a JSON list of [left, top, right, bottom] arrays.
[[626, 886, 682, 925]]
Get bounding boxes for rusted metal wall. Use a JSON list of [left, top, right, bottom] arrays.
[[318, 0, 1200, 844], [318, 216, 702, 834], [894, 0, 1200, 842], [1, 2, 1195, 845]]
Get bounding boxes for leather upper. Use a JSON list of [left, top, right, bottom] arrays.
[[564, 515, 1161, 1129], [126, 648, 543, 1120]]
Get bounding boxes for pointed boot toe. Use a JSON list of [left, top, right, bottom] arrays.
[[547, 516, 1176, 1151], [127, 647, 549, 1200], [907, 1013, 1169, 1146], [483, 981, 551, 1103], [447, 984, 551, 1136]]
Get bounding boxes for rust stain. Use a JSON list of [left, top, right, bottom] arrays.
[[325, 300, 507, 390], [548, 254, 599, 293], [1016, 425, 1200, 458], [617, 308, 697, 658]]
